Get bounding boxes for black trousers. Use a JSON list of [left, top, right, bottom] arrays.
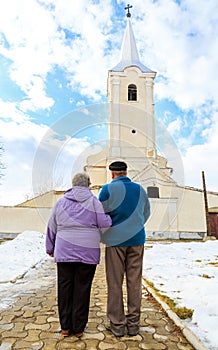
[[57, 262, 96, 333]]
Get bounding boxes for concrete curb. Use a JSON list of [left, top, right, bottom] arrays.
[[142, 278, 209, 350]]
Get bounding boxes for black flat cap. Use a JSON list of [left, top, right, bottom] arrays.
[[109, 161, 127, 171]]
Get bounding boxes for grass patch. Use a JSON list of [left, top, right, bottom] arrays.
[[208, 262, 218, 267], [202, 274, 213, 279], [145, 280, 194, 320]]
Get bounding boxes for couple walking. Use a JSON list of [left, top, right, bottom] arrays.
[[46, 161, 150, 338]]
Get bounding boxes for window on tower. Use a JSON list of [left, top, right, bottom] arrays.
[[128, 84, 137, 101]]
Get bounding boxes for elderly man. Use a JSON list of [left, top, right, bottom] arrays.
[[99, 161, 150, 337]]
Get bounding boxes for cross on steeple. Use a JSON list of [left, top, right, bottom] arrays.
[[125, 4, 133, 17]]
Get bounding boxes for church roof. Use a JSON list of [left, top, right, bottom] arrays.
[[111, 17, 155, 73]]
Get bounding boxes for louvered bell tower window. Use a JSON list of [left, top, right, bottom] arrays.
[[128, 84, 137, 101]]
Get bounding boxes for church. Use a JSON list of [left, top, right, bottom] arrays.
[[1, 9, 218, 239], [84, 8, 218, 240]]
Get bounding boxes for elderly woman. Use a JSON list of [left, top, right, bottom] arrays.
[[46, 173, 112, 338]]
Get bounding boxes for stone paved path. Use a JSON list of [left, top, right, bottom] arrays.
[[0, 248, 195, 350]]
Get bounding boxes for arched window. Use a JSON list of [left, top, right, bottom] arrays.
[[128, 84, 137, 101]]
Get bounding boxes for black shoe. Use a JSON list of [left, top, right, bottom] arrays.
[[127, 329, 139, 336], [61, 329, 71, 337], [105, 326, 124, 337], [74, 332, 83, 338]]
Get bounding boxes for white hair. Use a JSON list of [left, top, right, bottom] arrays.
[[72, 173, 91, 187]]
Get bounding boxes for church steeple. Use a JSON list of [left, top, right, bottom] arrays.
[[111, 10, 154, 73], [107, 6, 157, 165]]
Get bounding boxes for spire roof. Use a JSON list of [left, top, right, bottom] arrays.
[[111, 17, 154, 73]]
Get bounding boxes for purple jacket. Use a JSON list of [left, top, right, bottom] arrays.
[[46, 187, 112, 264]]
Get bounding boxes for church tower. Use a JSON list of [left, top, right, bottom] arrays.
[[86, 6, 174, 189], [108, 9, 157, 169]]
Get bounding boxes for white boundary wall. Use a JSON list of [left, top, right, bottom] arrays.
[[0, 206, 52, 234], [0, 197, 207, 239]]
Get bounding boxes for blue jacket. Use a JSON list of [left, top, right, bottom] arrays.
[[99, 176, 150, 246]]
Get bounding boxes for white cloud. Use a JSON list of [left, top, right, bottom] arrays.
[[134, 0, 218, 109], [0, 117, 91, 205], [0, 117, 48, 205], [18, 76, 54, 112], [182, 112, 218, 191], [0, 0, 59, 110], [0, 0, 115, 108], [0, 99, 30, 123], [167, 118, 182, 135]]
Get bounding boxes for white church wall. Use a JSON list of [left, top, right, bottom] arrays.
[[145, 187, 210, 239], [176, 188, 206, 232], [146, 198, 177, 232], [0, 206, 51, 234]]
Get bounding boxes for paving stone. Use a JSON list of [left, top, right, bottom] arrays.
[[82, 339, 100, 349], [13, 340, 44, 350], [40, 339, 59, 349], [25, 329, 43, 341], [140, 326, 155, 334], [139, 342, 166, 349], [154, 333, 168, 341], [35, 315, 49, 324], [23, 310, 35, 318], [141, 332, 154, 341], [124, 341, 143, 350], [0, 323, 14, 333], [85, 322, 99, 333], [121, 334, 142, 341], [0, 315, 14, 324], [1, 330, 28, 338], [97, 324, 106, 332], [47, 316, 59, 323], [155, 325, 176, 336], [164, 343, 180, 350], [98, 340, 127, 349], [146, 319, 167, 327], [96, 311, 106, 317], [0, 338, 18, 350], [82, 331, 105, 340], [47, 322, 60, 333], [39, 330, 60, 340], [57, 339, 86, 349], [11, 316, 33, 323], [25, 322, 50, 331]]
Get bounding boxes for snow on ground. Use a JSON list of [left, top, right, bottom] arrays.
[[0, 232, 217, 349], [143, 240, 218, 350], [0, 231, 47, 283], [0, 231, 49, 309]]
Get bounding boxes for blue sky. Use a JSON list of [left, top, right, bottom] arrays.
[[0, 0, 218, 205]]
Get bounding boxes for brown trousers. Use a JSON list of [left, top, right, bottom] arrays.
[[105, 245, 144, 334]]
